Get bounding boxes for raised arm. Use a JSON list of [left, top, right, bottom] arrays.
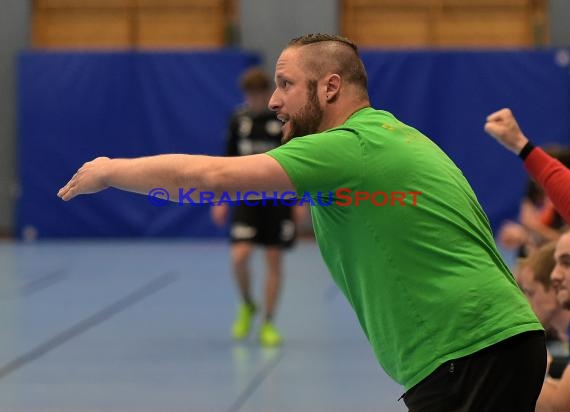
[[523, 148, 570, 223], [485, 108, 570, 223], [57, 153, 295, 202]]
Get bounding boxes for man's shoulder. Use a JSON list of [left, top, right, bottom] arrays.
[[314, 109, 380, 140], [335, 107, 399, 130]]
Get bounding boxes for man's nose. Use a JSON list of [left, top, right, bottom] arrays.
[[551, 265, 563, 283], [268, 89, 280, 111]]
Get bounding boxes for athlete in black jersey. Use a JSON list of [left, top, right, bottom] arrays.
[[211, 67, 297, 346]]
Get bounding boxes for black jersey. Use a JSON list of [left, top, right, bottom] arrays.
[[227, 107, 283, 156], [225, 106, 294, 248]]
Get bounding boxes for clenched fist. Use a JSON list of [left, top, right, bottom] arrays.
[[484, 108, 529, 155]]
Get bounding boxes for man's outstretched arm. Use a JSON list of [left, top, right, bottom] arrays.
[[57, 153, 295, 202]]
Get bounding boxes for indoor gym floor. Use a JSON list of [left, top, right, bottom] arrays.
[[0, 239, 408, 412]]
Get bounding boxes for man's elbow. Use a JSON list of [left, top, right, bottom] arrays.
[[203, 166, 230, 195], [175, 166, 223, 195]]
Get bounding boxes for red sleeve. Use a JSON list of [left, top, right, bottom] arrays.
[[524, 147, 570, 223]]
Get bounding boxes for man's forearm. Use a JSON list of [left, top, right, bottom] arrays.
[[524, 147, 570, 223], [105, 154, 219, 201]]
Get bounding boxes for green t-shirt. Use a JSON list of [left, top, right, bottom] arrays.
[[266, 107, 542, 390]]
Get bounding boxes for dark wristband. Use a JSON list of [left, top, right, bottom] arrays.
[[518, 141, 535, 160]]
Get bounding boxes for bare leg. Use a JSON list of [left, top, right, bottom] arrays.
[[264, 246, 283, 321], [231, 242, 254, 305]]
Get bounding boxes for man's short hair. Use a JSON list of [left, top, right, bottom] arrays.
[[286, 33, 368, 96], [288, 33, 359, 53], [239, 67, 271, 93], [523, 241, 557, 290]]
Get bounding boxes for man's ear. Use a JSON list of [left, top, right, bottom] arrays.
[[325, 74, 341, 102]]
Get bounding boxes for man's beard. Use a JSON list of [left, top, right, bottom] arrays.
[[282, 80, 324, 143]]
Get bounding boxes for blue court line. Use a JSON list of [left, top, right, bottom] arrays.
[[19, 268, 69, 297], [225, 349, 284, 412], [0, 268, 68, 299], [0, 271, 179, 380]]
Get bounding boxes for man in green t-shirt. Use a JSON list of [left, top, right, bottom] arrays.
[[58, 34, 546, 411]]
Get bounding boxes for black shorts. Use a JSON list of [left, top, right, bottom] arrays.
[[402, 331, 546, 412], [230, 204, 296, 248]]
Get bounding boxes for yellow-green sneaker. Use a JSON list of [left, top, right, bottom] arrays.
[[232, 303, 256, 340], [259, 322, 283, 347]]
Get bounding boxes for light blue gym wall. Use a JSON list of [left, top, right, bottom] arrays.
[[550, 0, 570, 47], [239, 0, 339, 73], [0, 0, 29, 236]]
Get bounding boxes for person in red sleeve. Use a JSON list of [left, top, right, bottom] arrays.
[[485, 108, 570, 224]]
